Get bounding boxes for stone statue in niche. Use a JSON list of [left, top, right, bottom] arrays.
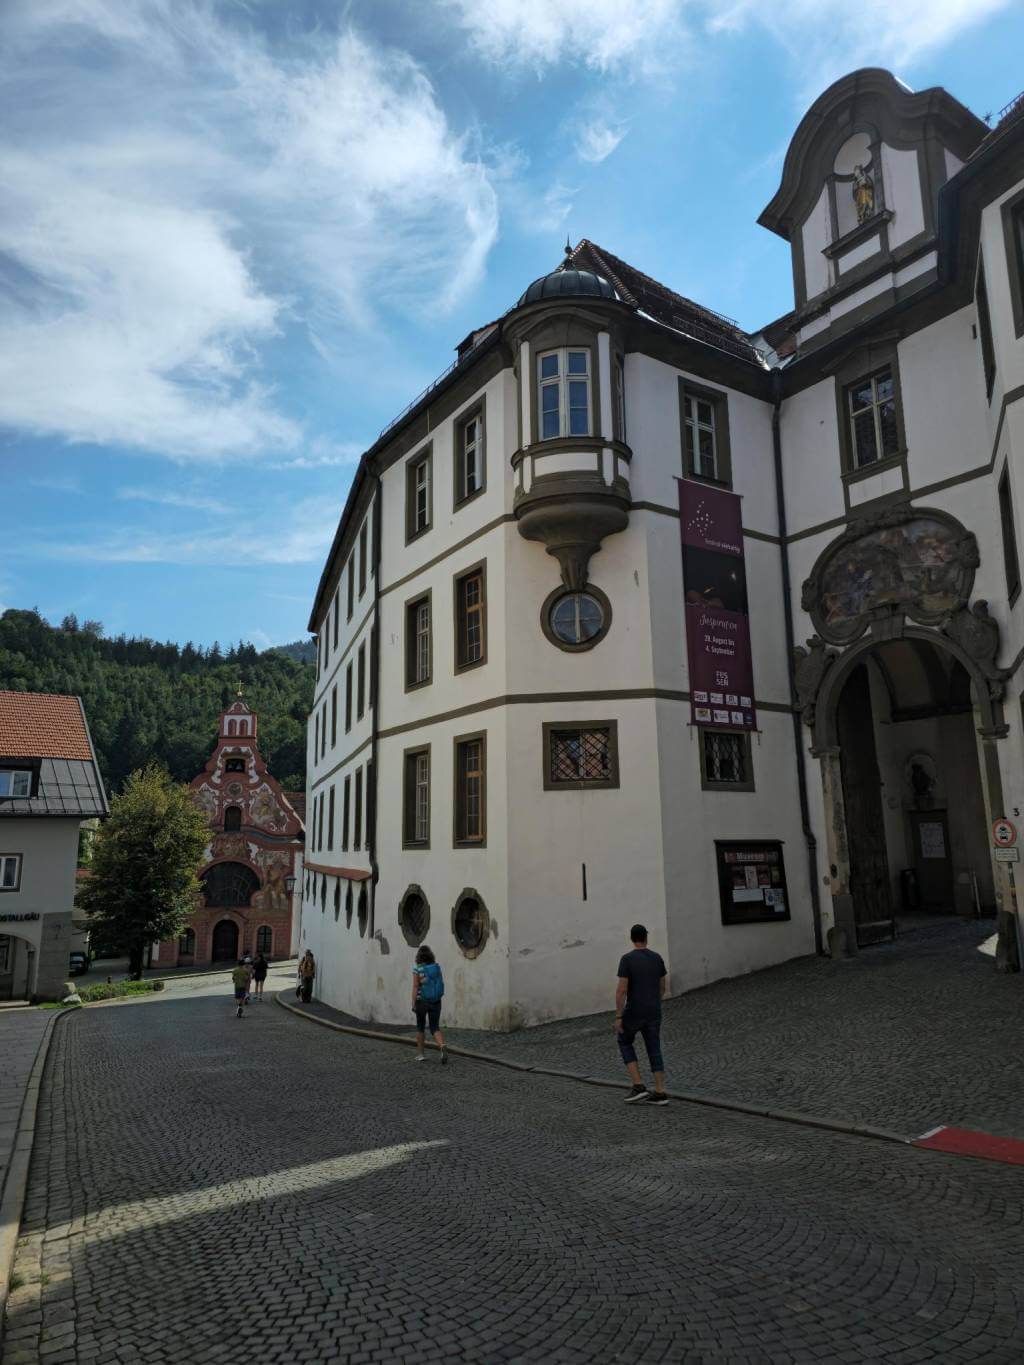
[[852, 164, 875, 224], [905, 754, 938, 809]]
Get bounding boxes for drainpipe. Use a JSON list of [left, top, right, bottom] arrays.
[[771, 368, 824, 956], [367, 470, 383, 939]]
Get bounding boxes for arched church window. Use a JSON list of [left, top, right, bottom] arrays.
[[224, 806, 242, 831], [202, 861, 259, 908], [227, 720, 237, 736]]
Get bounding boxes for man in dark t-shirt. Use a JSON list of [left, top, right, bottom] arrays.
[[615, 924, 668, 1104]]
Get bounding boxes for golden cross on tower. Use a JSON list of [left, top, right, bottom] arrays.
[[236, 680, 244, 697]]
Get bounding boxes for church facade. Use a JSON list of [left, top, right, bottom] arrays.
[[299, 68, 1024, 1029], [156, 697, 304, 968]]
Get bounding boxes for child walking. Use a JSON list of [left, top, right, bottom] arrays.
[[411, 945, 448, 1064]]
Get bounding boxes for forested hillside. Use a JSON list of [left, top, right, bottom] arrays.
[[0, 609, 313, 793], [271, 639, 317, 665]]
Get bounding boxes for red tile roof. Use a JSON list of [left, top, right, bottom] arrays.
[[0, 691, 94, 760]]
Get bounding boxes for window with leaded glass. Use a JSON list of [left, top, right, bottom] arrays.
[[700, 730, 754, 792], [538, 348, 591, 440], [847, 367, 900, 468], [455, 565, 485, 670], [454, 735, 485, 845], [543, 722, 619, 791]]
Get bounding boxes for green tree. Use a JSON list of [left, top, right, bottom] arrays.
[[78, 766, 210, 978]]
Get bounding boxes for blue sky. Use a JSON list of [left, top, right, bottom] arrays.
[[3, 0, 1023, 650]]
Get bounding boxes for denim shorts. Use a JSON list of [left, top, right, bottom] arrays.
[[415, 999, 442, 1034]]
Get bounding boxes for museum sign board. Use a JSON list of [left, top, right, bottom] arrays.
[[715, 841, 791, 926]]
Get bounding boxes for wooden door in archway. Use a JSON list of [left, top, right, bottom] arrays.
[[837, 663, 894, 943], [211, 919, 239, 962]]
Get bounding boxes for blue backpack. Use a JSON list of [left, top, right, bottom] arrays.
[[417, 962, 444, 1002]]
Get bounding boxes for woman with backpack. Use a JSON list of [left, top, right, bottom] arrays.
[[411, 945, 448, 1065]]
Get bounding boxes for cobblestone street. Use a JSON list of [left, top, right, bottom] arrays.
[[2, 965, 1023, 1364]]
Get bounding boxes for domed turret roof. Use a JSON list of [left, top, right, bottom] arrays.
[[517, 267, 618, 307]]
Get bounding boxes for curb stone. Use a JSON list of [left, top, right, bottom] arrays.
[[274, 992, 914, 1147], [0, 1008, 73, 1314]]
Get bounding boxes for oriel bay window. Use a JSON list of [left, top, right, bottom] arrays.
[[454, 563, 486, 672], [538, 348, 591, 440], [543, 722, 619, 791], [403, 746, 431, 847], [454, 733, 485, 846], [405, 592, 432, 690]]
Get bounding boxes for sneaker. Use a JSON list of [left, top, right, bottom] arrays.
[[440, 1049, 449, 1066], [625, 1085, 649, 1103], [414, 1054, 426, 1063], [648, 1092, 669, 1106]]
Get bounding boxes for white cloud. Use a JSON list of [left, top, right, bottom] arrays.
[[577, 119, 626, 164], [0, 4, 499, 460], [445, 0, 1009, 87], [116, 487, 225, 514]]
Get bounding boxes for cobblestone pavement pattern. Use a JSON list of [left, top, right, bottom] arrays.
[[298, 920, 1024, 1140], [3, 962, 1023, 1365]]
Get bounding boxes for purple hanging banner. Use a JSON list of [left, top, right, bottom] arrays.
[[678, 479, 757, 731]]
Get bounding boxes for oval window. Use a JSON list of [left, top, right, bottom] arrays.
[[550, 592, 604, 646]]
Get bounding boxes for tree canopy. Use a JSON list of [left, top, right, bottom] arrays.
[[0, 608, 313, 791], [77, 765, 212, 977]]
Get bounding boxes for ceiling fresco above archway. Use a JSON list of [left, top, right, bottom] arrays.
[[802, 505, 978, 646]]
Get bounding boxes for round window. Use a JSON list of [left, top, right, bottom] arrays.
[[452, 892, 488, 957], [541, 586, 611, 652], [398, 888, 430, 947]]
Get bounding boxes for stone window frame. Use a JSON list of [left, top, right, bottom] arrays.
[[330, 684, 338, 748], [678, 377, 733, 489], [975, 255, 997, 403], [1002, 185, 1024, 340], [327, 784, 335, 852], [342, 774, 351, 851], [831, 338, 909, 501], [542, 720, 620, 792], [357, 641, 366, 721], [405, 442, 434, 544], [451, 887, 489, 959], [345, 661, 353, 733], [404, 588, 433, 692], [698, 728, 755, 794], [453, 559, 487, 674], [454, 396, 487, 510], [0, 853, 23, 892], [453, 730, 487, 849], [353, 766, 363, 850], [539, 583, 613, 654], [398, 883, 430, 948], [998, 462, 1021, 607], [402, 743, 431, 849]]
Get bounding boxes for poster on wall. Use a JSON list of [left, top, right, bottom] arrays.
[[715, 841, 791, 926], [677, 479, 757, 731]]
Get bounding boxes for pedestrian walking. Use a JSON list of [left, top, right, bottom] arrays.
[[231, 959, 252, 1019], [251, 952, 269, 999], [411, 945, 448, 1065], [298, 950, 316, 1004], [615, 924, 668, 1104]]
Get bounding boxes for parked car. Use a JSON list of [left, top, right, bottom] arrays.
[[68, 951, 90, 976]]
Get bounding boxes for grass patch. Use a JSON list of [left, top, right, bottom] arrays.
[[37, 1001, 80, 1010], [9, 1273, 24, 1292], [77, 979, 166, 1003]]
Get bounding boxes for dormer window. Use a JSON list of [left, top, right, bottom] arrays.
[[0, 770, 32, 798], [847, 367, 899, 468], [538, 349, 590, 440]]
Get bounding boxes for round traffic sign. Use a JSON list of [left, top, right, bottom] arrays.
[[992, 818, 1018, 848]]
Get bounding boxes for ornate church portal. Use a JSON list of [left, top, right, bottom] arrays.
[[795, 505, 1018, 969]]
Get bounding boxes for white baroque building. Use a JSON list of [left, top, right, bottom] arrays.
[[299, 69, 1024, 1028]]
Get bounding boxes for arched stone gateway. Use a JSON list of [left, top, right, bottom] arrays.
[[794, 506, 1018, 972]]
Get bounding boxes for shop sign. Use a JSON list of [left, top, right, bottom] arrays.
[[992, 818, 1018, 848], [715, 841, 790, 925], [678, 480, 756, 731], [0, 911, 40, 922]]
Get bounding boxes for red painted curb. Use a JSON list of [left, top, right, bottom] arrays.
[[912, 1125, 1024, 1166]]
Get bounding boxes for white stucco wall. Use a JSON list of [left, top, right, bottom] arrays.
[[0, 819, 80, 999]]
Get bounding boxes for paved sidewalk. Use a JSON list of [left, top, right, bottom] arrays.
[[0, 1012, 52, 1209], [292, 918, 1024, 1140]]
